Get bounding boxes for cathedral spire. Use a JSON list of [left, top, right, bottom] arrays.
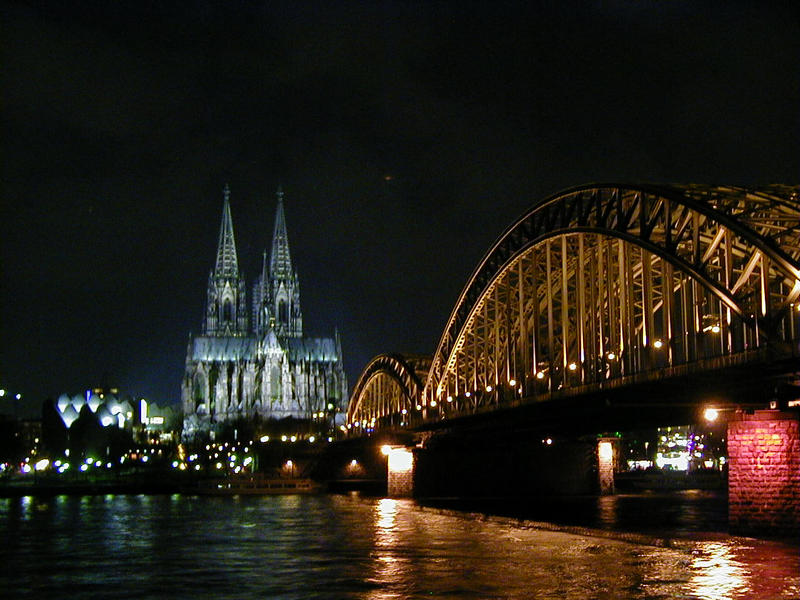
[[215, 184, 239, 278], [270, 185, 293, 279]]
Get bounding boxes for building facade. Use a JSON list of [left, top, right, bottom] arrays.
[[182, 186, 347, 440]]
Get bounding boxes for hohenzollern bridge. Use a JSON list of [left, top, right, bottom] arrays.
[[341, 184, 799, 535]]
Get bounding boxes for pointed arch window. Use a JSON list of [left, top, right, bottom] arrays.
[[223, 300, 233, 322], [278, 300, 288, 324]]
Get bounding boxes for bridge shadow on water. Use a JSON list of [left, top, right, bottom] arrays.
[[417, 489, 729, 538]]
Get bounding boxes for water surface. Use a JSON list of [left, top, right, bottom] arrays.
[[1, 493, 797, 599]]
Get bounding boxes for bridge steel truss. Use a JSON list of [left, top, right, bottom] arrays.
[[419, 184, 800, 422], [345, 184, 799, 431], [346, 354, 431, 433]]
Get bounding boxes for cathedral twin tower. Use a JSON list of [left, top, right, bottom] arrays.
[[182, 186, 347, 440]]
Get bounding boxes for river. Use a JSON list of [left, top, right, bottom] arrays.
[[1, 493, 798, 599]]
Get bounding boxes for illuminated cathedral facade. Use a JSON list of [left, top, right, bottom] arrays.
[[182, 186, 347, 440]]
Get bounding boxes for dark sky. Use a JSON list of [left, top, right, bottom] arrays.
[[2, 1, 798, 417]]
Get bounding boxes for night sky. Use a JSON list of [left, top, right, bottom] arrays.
[[2, 1, 798, 417]]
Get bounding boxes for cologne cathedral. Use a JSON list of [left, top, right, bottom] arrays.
[[181, 186, 348, 440]]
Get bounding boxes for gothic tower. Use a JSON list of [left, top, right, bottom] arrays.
[[256, 187, 303, 338], [204, 184, 248, 336]]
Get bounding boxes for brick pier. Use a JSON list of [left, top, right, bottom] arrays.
[[728, 410, 800, 537]]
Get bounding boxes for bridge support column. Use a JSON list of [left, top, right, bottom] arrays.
[[386, 446, 415, 497], [728, 410, 800, 537], [597, 438, 618, 495]]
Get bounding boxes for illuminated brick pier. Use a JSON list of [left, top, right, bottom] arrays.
[[728, 410, 800, 536]]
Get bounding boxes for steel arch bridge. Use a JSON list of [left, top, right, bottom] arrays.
[[348, 184, 800, 430], [346, 354, 431, 432]]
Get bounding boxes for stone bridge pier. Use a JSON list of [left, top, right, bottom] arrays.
[[728, 409, 800, 537]]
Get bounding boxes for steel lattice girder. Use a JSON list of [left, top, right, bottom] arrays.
[[425, 184, 800, 412], [347, 354, 431, 426]]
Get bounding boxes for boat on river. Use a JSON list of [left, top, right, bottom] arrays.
[[189, 474, 323, 495]]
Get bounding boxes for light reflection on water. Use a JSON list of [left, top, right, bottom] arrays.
[[688, 542, 749, 599], [0, 493, 797, 599], [368, 498, 405, 600]]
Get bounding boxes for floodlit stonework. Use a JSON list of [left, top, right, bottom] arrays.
[[182, 186, 347, 440]]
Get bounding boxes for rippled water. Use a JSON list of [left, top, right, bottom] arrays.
[[1, 493, 798, 599]]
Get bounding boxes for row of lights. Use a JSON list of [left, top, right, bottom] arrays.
[[257, 434, 333, 443]]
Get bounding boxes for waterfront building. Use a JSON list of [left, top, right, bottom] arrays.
[[181, 186, 347, 441]]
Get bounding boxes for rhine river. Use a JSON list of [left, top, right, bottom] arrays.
[[1, 493, 798, 599]]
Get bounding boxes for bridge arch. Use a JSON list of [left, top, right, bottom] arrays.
[[347, 354, 431, 431], [423, 184, 800, 417]]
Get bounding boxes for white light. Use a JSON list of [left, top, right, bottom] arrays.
[[387, 447, 413, 473], [447, 396, 453, 402], [80, 464, 88, 472], [381, 445, 392, 456], [653, 339, 663, 349], [486, 385, 493, 392], [465, 392, 472, 398], [415, 405, 422, 411], [34, 459, 49, 471], [509, 379, 516, 387], [286, 460, 293, 468], [598, 441, 613, 461], [15, 393, 22, 400], [281, 435, 287, 441], [607, 352, 617, 361], [704, 408, 719, 422], [430, 400, 437, 408], [401, 408, 408, 414], [568, 362, 577, 371], [260, 435, 270, 442], [309, 436, 315, 443], [545, 438, 552, 445], [535, 371, 545, 380], [350, 459, 358, 467]]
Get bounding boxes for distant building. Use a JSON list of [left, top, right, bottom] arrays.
[[181, 186, 347, 441], [53, 390, 136, 430]]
